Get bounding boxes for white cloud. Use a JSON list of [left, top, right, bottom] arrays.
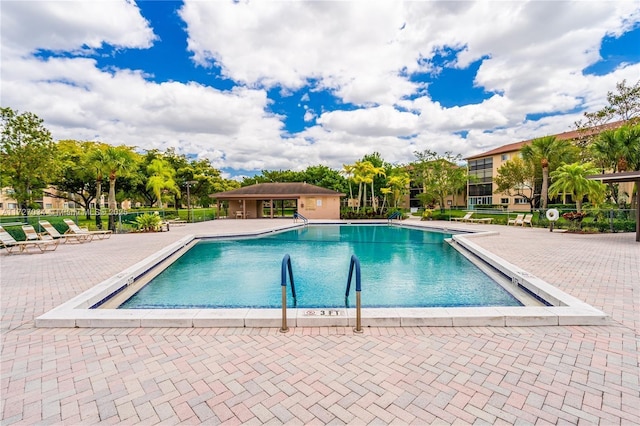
[[0, 0, 156, 55], [1, 0, 639, 176]]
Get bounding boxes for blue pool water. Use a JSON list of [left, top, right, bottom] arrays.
[[120, 225, 522, 309]]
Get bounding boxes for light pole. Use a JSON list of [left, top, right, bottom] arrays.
[[185, 181, 197, 222]]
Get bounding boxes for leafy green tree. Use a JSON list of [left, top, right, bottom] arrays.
[[51, 140, 98, 219], [521, 136, 577, 209], [411, 150, 467, 212], [548, 163, 606, 212], [299, 165, 348, 194], [0, 107, 58, 220], [574, 79, 640, 151], [493, 156, 536, 208], [146, 158, 180, 209], [242, 170, 302, 186], [102, 146, 139, 231], [578, 79, 640, 128]]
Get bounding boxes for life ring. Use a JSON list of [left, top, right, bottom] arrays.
[[546, 208, 559, 221]]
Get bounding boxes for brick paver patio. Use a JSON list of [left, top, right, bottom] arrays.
[[1, 219, 638, 424]]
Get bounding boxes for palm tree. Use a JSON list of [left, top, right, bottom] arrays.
[[548, 163, 605, 212], [521, 136, 577, 209], [366, 164, 386, 213], [615, 124, 640, 171], [352, 161, 371, 212], [146, 158, 180, 209], [341, 164, 356, 210], [103, 146, 138, 231], [387, 172, 411, 209]]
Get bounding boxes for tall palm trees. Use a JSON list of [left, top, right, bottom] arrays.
[[521, 136, 577, 208]]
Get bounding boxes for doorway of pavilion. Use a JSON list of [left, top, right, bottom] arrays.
[[262, 199, 298, 218]]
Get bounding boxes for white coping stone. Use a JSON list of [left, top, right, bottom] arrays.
[[499, 307, 558, 326], [193, 309, 249, 327], [449, 307, 506, 327], [399, 308, 454, 327], [551, 307, 611, 326], [245, 308, 295, 328], [36, 227, 608, 328], [140, 310, 197, 327], [352, 308, 401, 327]]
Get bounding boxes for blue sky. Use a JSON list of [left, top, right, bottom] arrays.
[[2, 1, 639, 178]]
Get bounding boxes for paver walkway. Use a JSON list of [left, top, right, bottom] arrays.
[[1, 219, 638, 424]]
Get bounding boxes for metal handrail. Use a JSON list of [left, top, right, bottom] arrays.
[[345, 255, 363, 333], [280, 254, 296, 333], [293, 212, 308, 225], [387, 211, 402, 223]]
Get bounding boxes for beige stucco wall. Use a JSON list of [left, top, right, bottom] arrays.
[[299, 196, 342, 219]]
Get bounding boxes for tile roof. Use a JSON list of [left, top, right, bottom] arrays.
[[210, 182, 345, 199], [466, 120, 627, 160]]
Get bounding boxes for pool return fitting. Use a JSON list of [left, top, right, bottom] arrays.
[[279, 254, 363, 333]]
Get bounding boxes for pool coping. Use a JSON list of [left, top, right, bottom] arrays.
[[35, 223, 608, 328]]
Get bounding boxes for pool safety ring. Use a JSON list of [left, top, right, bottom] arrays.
[[546, 208, 559, 221]]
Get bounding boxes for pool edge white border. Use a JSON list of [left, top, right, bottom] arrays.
[[36, 226, 608, 328]]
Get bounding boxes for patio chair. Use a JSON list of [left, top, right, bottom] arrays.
[[39, 220, 91, 243], [21, 225, 59, 250], [507, 214, 525, 226], [0, 225, 57, 254], [63, 219, 112, 240], [452, 212, 474, 222], [522, 214, 533, 227]]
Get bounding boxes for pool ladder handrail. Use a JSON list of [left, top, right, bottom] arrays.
[[345, 255, 364, 333], [293, 212, 308, 225], [280, 254, 296, 333], [387, 211, 402, 223]]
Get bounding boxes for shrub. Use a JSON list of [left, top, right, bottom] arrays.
[[135, 213, 162, 232]]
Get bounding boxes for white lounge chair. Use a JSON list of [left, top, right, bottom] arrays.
[[522, 214, 533, 227], [21, 225, 59, 250], [39, 220, 91, 243], [507, 214, 524, 226], [0, 225, 57, 254], [452, 212, 474, 222], [63, 219, 112, 240]]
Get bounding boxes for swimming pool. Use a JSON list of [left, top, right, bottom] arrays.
[[35, 220, 608, 328], [120, 225, 521, 309]]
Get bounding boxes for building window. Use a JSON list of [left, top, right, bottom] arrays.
[[500, 198, 509, 204], [501, 154, 509, 161], [514, 198, 528, 205], [468, 196, 493, 206]]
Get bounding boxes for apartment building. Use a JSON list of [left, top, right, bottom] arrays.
[[465, 121, 627, 211]]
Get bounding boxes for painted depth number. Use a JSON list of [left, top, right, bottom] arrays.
[[304, 310, 342, 316]]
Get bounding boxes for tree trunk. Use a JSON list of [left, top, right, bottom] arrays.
[[21, 201, 29, 223], [541, 165, 549, 209], [108, 177, 117, 232], [95, 178, 102, 230]]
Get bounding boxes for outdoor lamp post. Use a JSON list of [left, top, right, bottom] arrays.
[[185, 180, 197, 223]]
